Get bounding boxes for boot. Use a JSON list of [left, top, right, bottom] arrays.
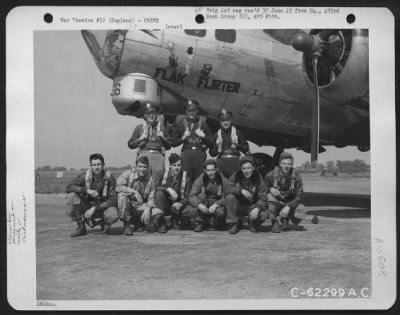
[[133, 218, 144, 232], [71, 221, 87, 237], [208, 217, 216, 231], [271, 218, 281, 233], [291, 216, 302, 226], [102, 223, 111, 234], [228, 221, 241, 234], [171, 217, 181, 230], [248, 219, 260, 233], [136, 226, 145, 232], [122, 222, 133, 236], [157, 215, 167, 233], [282, 218, 289, 231], [158, 223, 167, 233], [146, 213, 163, 233], [193, 222, 203, 232], [214, 214, 226, 230]]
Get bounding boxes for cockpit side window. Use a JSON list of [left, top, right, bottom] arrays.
[[184, 29, 206, 37], [215, 29, 236, 43]]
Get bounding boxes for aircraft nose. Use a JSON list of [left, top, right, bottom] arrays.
[[81, 30, 126, 78]]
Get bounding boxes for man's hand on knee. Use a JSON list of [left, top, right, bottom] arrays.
[[141, 207, 151, 224], [86, 189, 99, 198], [171, 202, 182, 213], [249, 207, 260, 221], [270, 188, 281, 198], [279, 205, 290, 218], [84, 206, 96, 220], [208, 204, 218, 214], [198, 204, 209, 214]]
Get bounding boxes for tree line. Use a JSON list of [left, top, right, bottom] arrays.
[[297, 159, 370, 173], [37, 160, 369, 174], [36, 165, 133, 172]]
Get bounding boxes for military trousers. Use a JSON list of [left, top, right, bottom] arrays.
[[216, 156, 240, 179], [182, 149, 206, 182], [65, 192, 119, 225], [118, 193, 164, 229], [267, 193, 306, 225], [191, 193, 227, 228], [224, 194, 268, 225], [154, 190, 179, 216], [156, 190, 199, 226]]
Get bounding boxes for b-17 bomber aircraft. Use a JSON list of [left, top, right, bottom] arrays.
[[81, 29, 369, 169]]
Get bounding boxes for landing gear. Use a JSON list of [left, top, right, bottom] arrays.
[[252, 153, 273, 178], [358, 145, 370, 152], [252, 147, 283, 177]]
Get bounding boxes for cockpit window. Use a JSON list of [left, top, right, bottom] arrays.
[[184, 29, 206, 37], [81, 30, 127, 78], [215, 29, 236, 43]]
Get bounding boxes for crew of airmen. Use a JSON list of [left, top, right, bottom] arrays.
[[66, 101, 306, 237]]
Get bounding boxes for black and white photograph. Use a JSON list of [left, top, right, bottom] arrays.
[[6, 6, 396, 310]]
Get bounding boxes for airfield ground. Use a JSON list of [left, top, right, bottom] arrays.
[[36, 174, 371, 300]]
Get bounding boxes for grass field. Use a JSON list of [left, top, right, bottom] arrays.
[[35, 170, 125, 194], [35, 170, 370, 195]]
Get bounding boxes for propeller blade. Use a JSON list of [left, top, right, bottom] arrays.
[[141, 29, 158, 39], [264, 29, 306, 45], [311, 56, 320, 168]]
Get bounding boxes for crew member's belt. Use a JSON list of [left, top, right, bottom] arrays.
[[220, 154, 239, 159], [183, 145, 202, 151], [143, 149, 162, 154]]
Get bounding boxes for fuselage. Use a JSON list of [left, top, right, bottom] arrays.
[[82, 29, 369, 148]]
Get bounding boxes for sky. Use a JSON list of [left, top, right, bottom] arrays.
[[34, 31, 370, 169]]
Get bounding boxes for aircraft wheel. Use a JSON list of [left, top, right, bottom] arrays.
[[357, 145, 370, 152], [252, 152, 273, 178]]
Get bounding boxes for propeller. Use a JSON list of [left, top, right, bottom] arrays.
[[310, 55, 320, 168], [292, 30, 337, 167], [141, 29, 158, 39]]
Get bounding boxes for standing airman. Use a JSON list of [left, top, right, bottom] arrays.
[[127, 103, 170, 184], [170, 100, 214, 182], [210, 109, 250, 178]]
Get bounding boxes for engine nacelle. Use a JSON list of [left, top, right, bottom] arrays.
[[111, 73, 184, 116], [303, 29, 369, 107]]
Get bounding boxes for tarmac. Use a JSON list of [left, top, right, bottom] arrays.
[[35, 191, 371, 300]]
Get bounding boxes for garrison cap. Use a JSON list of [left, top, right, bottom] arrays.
[[168, 153, 182, 165], [184, 99, 200, 111], [203, 159, 217, 168], [144, 103, 159, 114], [137, 155, 149, 166], [240, 155, 256, 166], [217, 108, 233, 120]]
